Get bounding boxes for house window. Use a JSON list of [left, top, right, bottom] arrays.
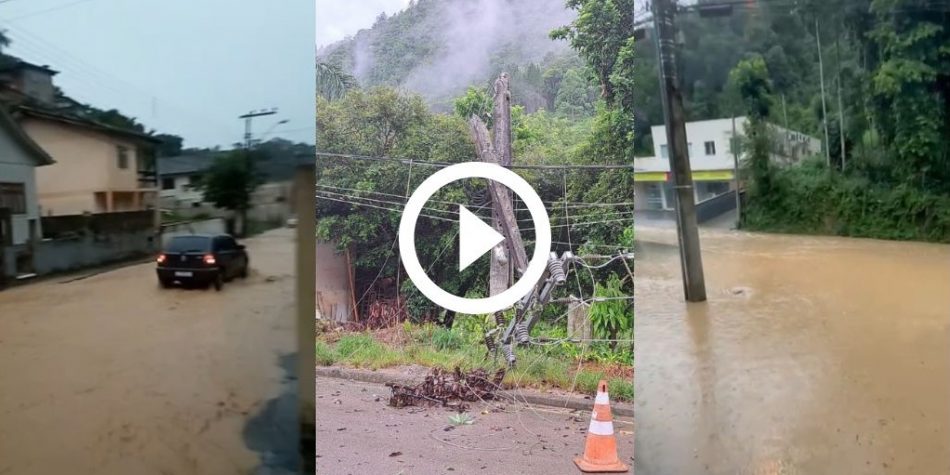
[[161, 178, 175, 190], [660, 144, 668, 158], [188, 174, 202, 187], [116, 145, 129, 169], [705, 141, 716, 155], [0, 182, 27, 214]]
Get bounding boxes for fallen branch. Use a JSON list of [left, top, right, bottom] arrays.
[[386, 367, 506, 411]]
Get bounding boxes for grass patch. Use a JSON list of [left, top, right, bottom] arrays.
[[334, 334, 406, 369], [315, 340, 337, 366], [317, 323, 634, 402]]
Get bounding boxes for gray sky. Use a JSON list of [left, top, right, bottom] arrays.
[[1, 0, 314, 149], [316, 0, 410, 48]]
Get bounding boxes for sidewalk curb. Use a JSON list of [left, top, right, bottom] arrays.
[[315, 366, 634, 418]]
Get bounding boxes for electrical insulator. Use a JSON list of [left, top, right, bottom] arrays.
[[515, 322, 530, 344]]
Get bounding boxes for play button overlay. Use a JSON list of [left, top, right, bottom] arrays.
[[458, 205, 504, 272], [398, 162, 551, 315]]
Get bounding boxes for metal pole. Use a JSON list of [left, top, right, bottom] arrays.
[[651, 0, 706, 302], [815, 19, 831, 168], [782, 94, 790, 157], [835, 31, 846, 170], [239, 109, 278, 149], [731, 116, 741, 230]]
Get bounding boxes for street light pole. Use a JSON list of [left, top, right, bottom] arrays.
[[651, 0, 707, 302], [238, 108, 278, 149]]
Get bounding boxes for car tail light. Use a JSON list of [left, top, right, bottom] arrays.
[[156, 254, 166, 264], [203, 254, 216, 265]]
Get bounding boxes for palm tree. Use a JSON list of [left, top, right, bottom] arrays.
[[316, 61, 356, 101]]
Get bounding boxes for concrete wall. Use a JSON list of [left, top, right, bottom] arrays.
[[160, 218, 227, 247], [316, 240, 352, 322], [33, 229, 157, 275], [0, 125, 42, 245], [248, 181, 293, 224], [25, 118, 147, 216], [160, 180, 292, 227]]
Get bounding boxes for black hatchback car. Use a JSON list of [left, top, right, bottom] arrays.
[[156, 234, 249, 290]]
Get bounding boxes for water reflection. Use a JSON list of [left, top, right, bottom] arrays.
[[635, 227, 950, 474]]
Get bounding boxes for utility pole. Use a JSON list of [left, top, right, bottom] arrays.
[[731, 116, 741, 230], [651, 0, 706, 302], [238, 108, 278, 149], [490, 73, 513, 297], [815, 19, 831, 168], [782, 94, 790, 156], [235, 108, 277, 237], [835, 30, 846, 170]]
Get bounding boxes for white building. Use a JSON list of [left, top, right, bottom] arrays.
[[158, 154, 216, 211], [634, 117, 821, 211]]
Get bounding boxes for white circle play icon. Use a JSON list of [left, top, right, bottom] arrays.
[[398, 162, 551, 314]]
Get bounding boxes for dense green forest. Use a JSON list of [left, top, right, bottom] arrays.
[[316, 0, 635, 321], [636, 0, 949, 241], [316, 0, 602, 115]]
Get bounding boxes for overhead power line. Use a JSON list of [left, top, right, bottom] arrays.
[[316, 152, 637, 170], [316, 183, 634, 210], [4, 0, 98, 21]]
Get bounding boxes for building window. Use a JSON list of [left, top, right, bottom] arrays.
[[0, 182, 27, 214], [188, 174, 202, 187], [705, 141, 716, 155], [161, 178, 175, 190], [646, 183, 664, 209], [116, 145, 129, 169], [660, 144, 668, 158]]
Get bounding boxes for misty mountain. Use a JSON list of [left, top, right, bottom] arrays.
[[317, 0, 579, 110]]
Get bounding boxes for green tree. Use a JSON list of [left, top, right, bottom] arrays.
[[201, 150, 263, 237], [317, 61, 357, 101], [452, 86, 493, 127], [551, 0, 634, 103], [554, 69, 593, 119], [153, 133, 184, 157], [866, 1, 950, 188], [729, 55, 775, 209], [553, 0, 635, 160]]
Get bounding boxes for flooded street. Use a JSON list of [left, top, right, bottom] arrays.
[[0, 228, 296, 475], [634, 226, 950, 474]]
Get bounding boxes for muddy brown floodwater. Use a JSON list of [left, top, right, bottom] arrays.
[[0, 228, 296, 475], [634, 225, 950, 475]]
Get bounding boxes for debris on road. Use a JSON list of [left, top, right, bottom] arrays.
[[386, 367, 506, 411]]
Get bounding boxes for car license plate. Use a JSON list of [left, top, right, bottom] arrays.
[[174, 271, 193, 277]]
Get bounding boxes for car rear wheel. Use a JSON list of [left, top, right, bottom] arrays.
[[159, 278, 173, 289], [213, 270, 223, 291], [239, 260, 248, 279]]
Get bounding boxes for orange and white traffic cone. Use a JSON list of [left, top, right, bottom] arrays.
[[574, 380, 630, 473]]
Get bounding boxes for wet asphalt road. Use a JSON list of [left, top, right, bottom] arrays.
[[316, 376, 634, 475]]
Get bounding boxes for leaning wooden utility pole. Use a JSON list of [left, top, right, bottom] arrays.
[[490, 73, 513, 296], [651, 0, 707, 302], [468, 113, 528, 277]]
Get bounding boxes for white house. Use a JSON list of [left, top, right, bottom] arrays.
[[634, 117, 821, 211], [0, 106, 55, 279], [158, 154, 216, 211]]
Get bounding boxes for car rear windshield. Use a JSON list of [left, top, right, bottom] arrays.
[[165, 236, 212, 252]]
